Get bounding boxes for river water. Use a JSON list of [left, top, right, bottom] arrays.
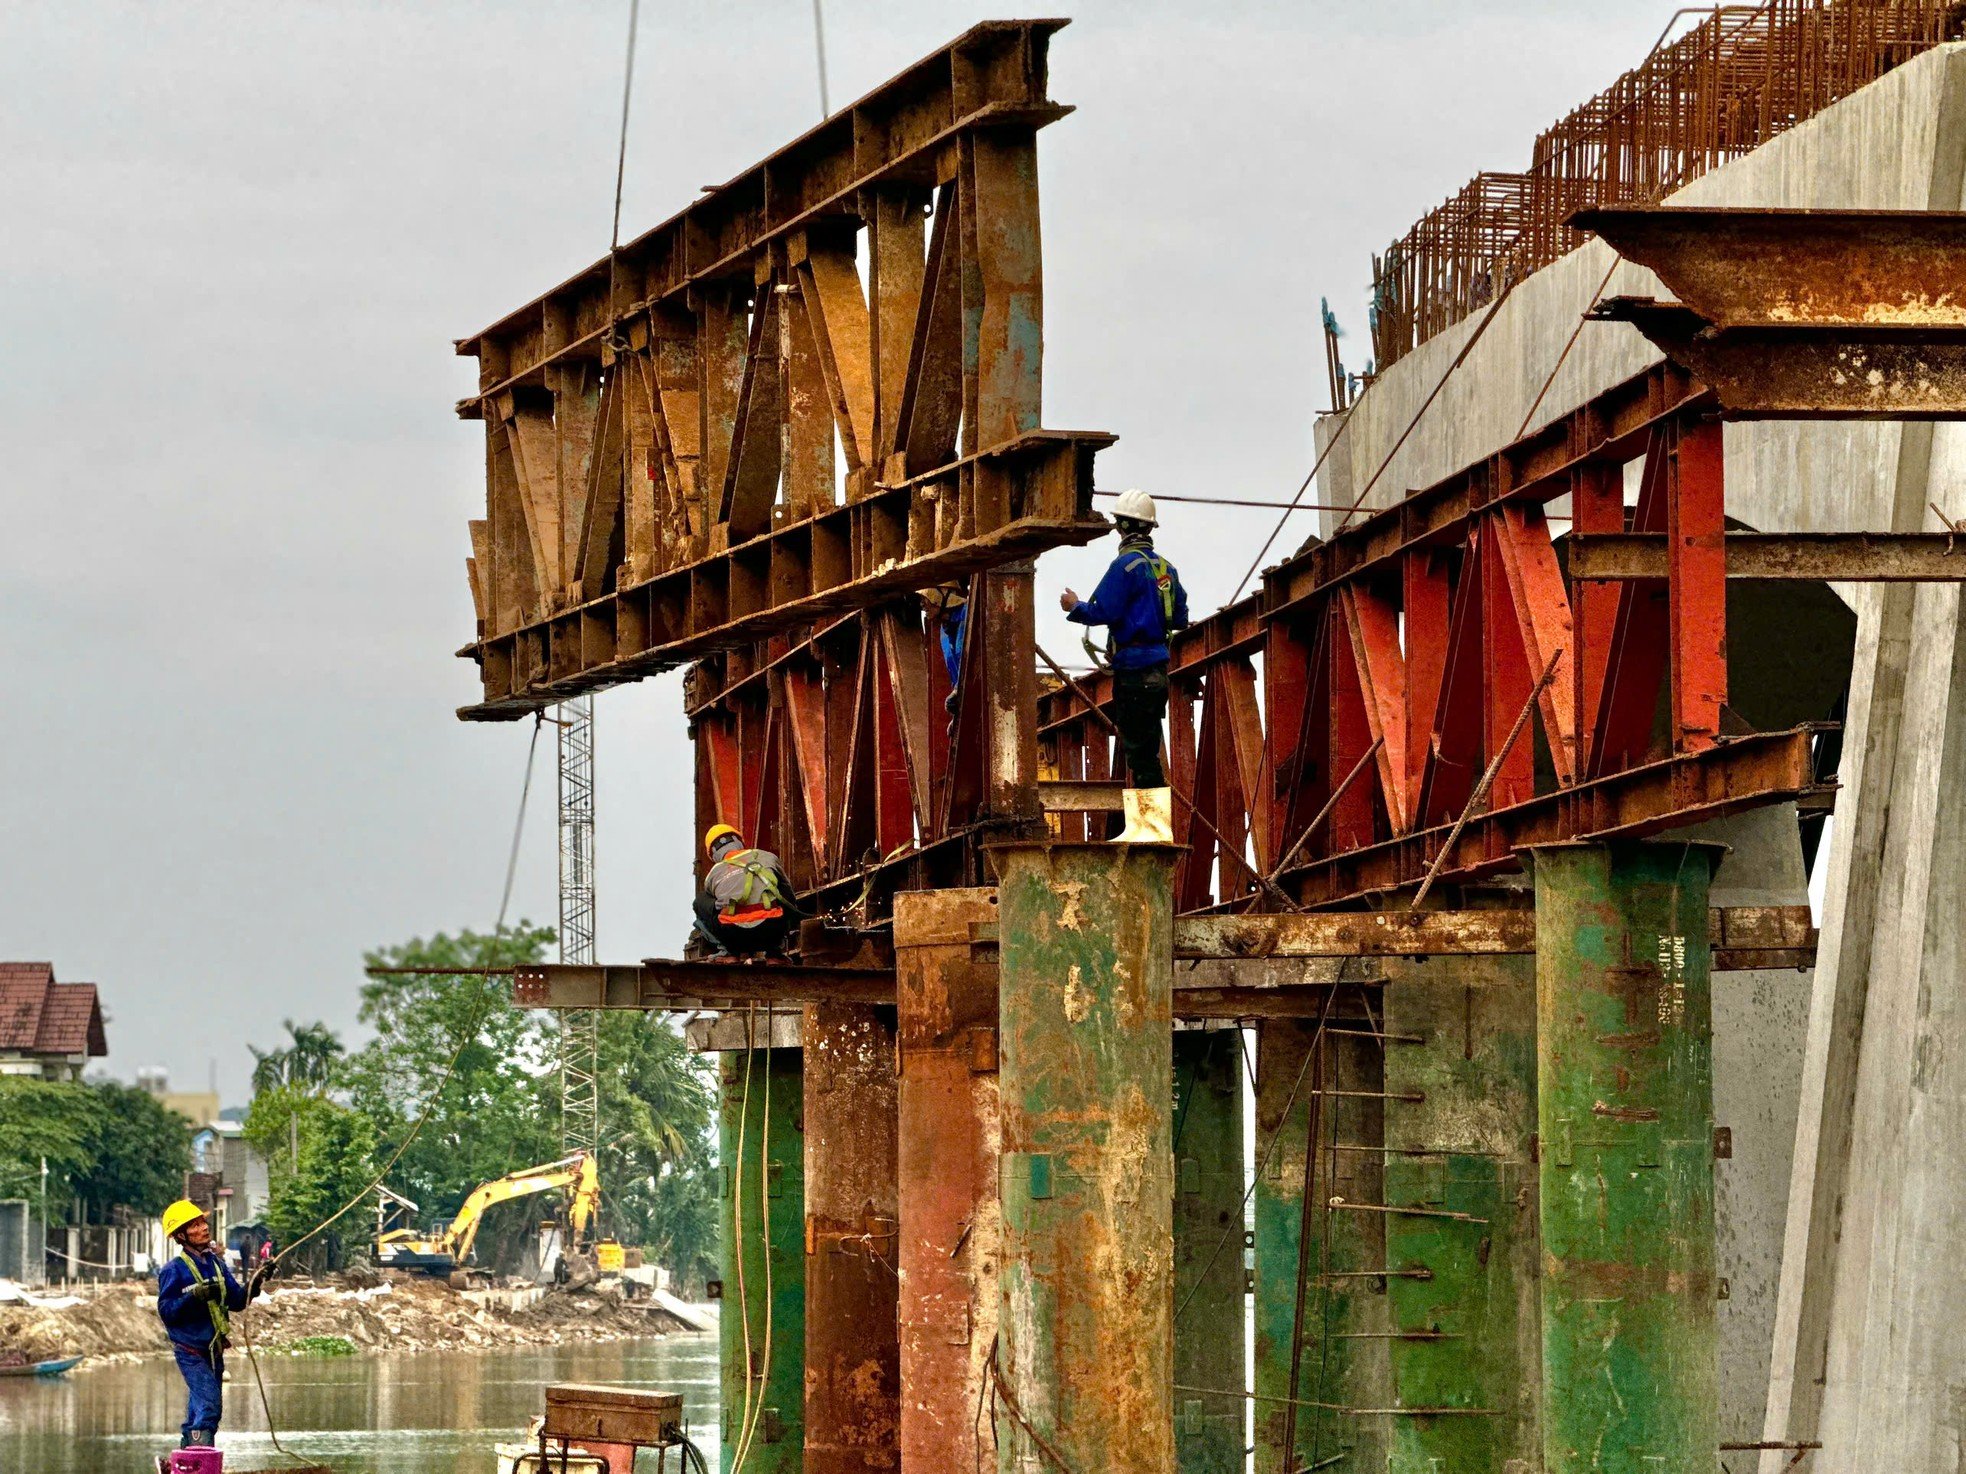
[[0, 1334, 721, 1474]]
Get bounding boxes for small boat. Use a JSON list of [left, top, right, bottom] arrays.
[[0, 1353, 81, 1378]]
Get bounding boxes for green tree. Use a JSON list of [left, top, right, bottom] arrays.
[[244, 1085, 376, 1266], [592, 1013, 716, 1285], [249, 1019, 345, 1095], [74, 1081, 191, 1221], [337, 926, 719, 1282], [0, 1079, 103, 1205], [339, 925, 559, 1269]]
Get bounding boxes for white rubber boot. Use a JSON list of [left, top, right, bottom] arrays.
[[1115, 786, 1173, 843]]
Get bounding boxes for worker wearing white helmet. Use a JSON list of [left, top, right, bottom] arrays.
[[1059, 489, 1190, 841]]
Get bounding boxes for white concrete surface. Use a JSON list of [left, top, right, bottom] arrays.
[[1306, 42, 1966, 1469]]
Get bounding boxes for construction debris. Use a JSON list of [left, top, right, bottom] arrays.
[[0, 1275, 701, 1367]]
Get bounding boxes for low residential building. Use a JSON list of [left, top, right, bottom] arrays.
[[0, 963, 106, 1082]]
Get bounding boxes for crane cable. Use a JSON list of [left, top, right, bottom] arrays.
[[236, 1, 652, 1457], [230, 712, 549, 1464]]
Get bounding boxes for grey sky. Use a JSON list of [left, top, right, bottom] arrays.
[[0, 1, 1672, 1101]]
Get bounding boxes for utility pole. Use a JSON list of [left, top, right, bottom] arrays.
[[558, 697, 599, 1157]]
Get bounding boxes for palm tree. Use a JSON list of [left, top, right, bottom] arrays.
[[249, 1020, 345, 1096]]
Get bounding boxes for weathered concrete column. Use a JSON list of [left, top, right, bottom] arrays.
[[894, 889, 1002, 1474], [1532, 841, 1723, 1474], [1381, 956, 1541, 1471], [1252, 1015, 1387, 1474], [804, 1001, 900, 1471], [1172, 1026, 1245, 1474], [994, 842, 1177, 1474], [714, 1015, 806, 1472]]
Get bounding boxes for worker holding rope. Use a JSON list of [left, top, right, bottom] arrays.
[[156, 1198, 266, 1451], [1059, 489, 1189, 842]]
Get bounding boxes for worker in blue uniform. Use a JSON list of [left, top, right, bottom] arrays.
[[156, 1197, 264, 1449], [1059, 489, 1189, 841]]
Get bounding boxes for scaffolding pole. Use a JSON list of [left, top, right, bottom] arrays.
[[558, 696, 599, 1157]]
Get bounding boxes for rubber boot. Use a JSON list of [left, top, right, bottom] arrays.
[[1115, 786, 1173, 843]]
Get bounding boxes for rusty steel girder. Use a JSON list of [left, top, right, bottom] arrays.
[[1569, 530, 1966, 581], [1573, 207, 1966, 330], [1578, 207, 1966, 419], [1591, 299, 1966, 419], [452, 20, 1112, 720]]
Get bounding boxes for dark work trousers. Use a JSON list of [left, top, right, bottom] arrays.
[[693, 894, 792, 956], [1112, 664, 1171, 788], [171, 1340, 223, 1446]]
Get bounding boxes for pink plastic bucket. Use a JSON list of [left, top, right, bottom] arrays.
[[166, 1449, 223, 1474]]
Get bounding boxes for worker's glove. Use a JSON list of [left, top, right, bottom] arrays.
[[188, 1281, 223, 1304], [247, 1267, 270, 1301]]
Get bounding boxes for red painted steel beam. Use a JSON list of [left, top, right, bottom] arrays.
[[1277, 725, 1830, 907], [1037, 361, 1711, 738]]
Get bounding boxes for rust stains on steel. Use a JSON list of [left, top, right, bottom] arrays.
[[1579, 207, 1966, 418], [994, 843, 1178, 1474], [1569, 530, 1966, 581], [802, 1001, 902, 1472], [893, 890, 1000, 1474], [1572, 206, 1966, 330], [1593, 299, 1966, 419], [1532, 841, 1725, 1474], [1369, 1, 1964, 368]]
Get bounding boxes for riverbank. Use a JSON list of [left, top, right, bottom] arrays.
[[0, 1273, 703, 1366]]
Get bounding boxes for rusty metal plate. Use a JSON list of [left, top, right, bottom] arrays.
[[1568, 530, 1966, 581], [1593, 298, 1966, 419], [1573, 206, 1966, 328], [542, 1384, 683, 1447]]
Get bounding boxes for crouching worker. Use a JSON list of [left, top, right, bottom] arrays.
[[1059, 488, 1189, 842], [157, 1198, 264, 1449], [694, 824, 800, 957]]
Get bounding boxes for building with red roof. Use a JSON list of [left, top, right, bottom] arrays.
[[0, 963, 108, 1082]]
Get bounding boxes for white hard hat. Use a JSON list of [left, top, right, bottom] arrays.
[[1111, 488, 1158, 526]]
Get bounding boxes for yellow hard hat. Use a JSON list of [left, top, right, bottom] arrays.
[[704, 823, 742, 857], [161, 1199, 206, 1238]]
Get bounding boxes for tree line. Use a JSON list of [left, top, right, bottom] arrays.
[[243, 923, 718, 1290], [0, 923, 718, 1292]]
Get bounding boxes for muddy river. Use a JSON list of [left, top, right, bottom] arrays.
[[0, 1334, 720, 1473]]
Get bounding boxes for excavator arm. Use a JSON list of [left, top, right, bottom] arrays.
[[444, 1152, 597, 1266]]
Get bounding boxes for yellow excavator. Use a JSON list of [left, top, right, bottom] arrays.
[[375, 1151, 601, 1280]]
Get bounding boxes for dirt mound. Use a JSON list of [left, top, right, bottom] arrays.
[[0, 1274, 678, 1365]]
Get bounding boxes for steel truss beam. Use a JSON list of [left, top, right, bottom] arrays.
[[453, 20, 1111, 720]]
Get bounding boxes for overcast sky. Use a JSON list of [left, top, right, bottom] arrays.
[[0, 0, 1676, 1101]]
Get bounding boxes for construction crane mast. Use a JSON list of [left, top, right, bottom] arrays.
[[557, 697, 598, 1156]]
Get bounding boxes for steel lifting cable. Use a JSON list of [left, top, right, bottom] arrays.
[[233, 712, 548, 1465]]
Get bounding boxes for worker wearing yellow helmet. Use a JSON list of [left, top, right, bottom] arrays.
[[694, 824, 801, 957], [156, 1198, 265, 1450]]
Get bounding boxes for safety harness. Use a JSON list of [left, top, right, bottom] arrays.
[[718, 848, 792, 926], [1091, 544, 1177, 664], [176, 1249, 230, 1354]]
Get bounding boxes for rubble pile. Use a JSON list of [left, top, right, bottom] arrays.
[[0, 1274, 694, 1365]]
